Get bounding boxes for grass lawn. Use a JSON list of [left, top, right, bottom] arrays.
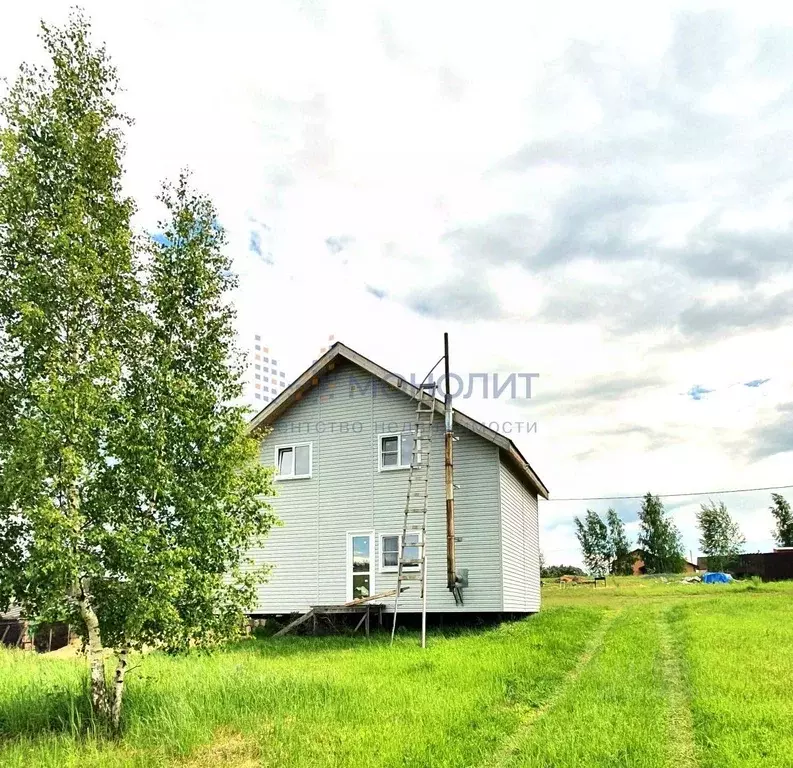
[[1, 577, 791, 767]]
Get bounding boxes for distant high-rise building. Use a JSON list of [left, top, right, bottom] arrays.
[[313, 334, 336, 363], [242, 333, 288, 411]]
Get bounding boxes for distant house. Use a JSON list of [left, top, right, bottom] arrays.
[[699, 549, 793, 581], [1, 605, 73, 652], [246, 342, 549, 617], [629, 549, 697, 576]]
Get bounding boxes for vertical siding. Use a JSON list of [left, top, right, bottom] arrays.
[[249, 360, 504, 613], [499, 458, 541, 612]]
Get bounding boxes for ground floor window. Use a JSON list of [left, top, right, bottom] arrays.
[[380, 533, 421, 572]]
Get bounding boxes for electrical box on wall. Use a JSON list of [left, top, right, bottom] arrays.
[[456, 568, 469, 588]]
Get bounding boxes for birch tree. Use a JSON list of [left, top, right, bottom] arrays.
[[574, 509, 612, 577], [637, 493, 685, 573], [606, 509, 633, 575], [696, 500, 744, 573], [769, 493, 793, 547], [0, 12, 276, 731]]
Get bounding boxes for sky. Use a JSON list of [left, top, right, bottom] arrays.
[[2, 1, 792, 566]]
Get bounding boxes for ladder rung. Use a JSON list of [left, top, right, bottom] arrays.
[[404, 524, 426, 531], [398, 573, 423, 581], [400, 558, 424, 566], [400, 540, 425, 548]]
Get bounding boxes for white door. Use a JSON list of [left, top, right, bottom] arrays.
[[347, 532, 375, 602]]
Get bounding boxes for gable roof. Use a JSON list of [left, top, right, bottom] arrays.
[[248, 342, 549, 499]]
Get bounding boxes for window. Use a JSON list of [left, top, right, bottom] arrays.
[[255, 383, 261, 390], [262, 366, 269, 373], [263, 395, 270, 402], [255, 364, 261, 371], [255, 334, 261, 341], [378, 433, 415, 470], [255, 354, 261, 361], [255, 374, 261, 380], [272, 377, 278, 383], [275, 443, 312, 479], [272, 359, 278, 365], [255, 393, 261, 400], [380, 533, 420, 572], [279, 371, 285, 378], [264, 357, 269, 363], [348, 533, 374, 601], [255, 344, 261, 351], [280, 380, 286, 388]]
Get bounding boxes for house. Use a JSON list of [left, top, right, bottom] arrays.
[[0, 605, 72, 652], [246, 342, 548, 617], [629, 549, 697, 576]]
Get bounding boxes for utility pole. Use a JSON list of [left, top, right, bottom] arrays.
[[444, 332, 456, 592]]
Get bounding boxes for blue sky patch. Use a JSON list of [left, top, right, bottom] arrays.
[[687, 384, 714, 401]]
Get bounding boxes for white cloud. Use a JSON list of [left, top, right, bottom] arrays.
[[3, 0, 793, 569]]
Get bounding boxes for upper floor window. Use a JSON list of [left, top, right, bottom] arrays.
[[275, 442, 312, 479], [378, 433, 415, 471], [255, 344, 261, 351], [255, 334, 261, 341], [272, 359, 278, 365]]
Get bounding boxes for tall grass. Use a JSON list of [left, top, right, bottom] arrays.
[[0, 606, 604, 767], [505, 605, 672, 768], [4, 579, 792, 767], [670, 592, 793, 768]]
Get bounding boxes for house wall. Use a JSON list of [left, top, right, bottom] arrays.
[[498, 458, 541, 612], [249, 360, 505, 613]]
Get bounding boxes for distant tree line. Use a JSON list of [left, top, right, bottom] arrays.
[[540, 563, 586, 579], [563, 491, 792, 577]]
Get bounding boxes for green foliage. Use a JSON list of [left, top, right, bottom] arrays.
[[0, 11, 276, 725], [769, 493, 793, 547], [606, 508, 633, 575], [0, 9, 138, 626], [637, 493, 685, 574], [696, 500, 744, 573], [541, 564, 586, 578], [574, 509, 612, 577], [5, 584, 793, 765], [0, 608, 605, 764]]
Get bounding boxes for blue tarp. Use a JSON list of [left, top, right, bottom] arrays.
[[702, 571, 733, 584]]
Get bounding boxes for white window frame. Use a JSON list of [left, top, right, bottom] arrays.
[[379, 533, 420, 573], [377, 432, 418, 472], [274, 441, 313, 480], [347, 531, 375, 602]]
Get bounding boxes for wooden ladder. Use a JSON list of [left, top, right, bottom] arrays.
[[391, 381, 437, 644]]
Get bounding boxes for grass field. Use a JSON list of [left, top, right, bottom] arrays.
[[1, 577, 791, 767]]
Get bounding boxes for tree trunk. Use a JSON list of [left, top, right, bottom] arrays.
[[76, 585, 109, 721], [110, 649, 128, 732]]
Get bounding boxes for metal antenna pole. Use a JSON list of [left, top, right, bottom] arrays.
[[444, 332, 456, 593]]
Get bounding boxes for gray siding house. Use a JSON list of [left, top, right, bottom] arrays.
[[247, 343, 548, 616]]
